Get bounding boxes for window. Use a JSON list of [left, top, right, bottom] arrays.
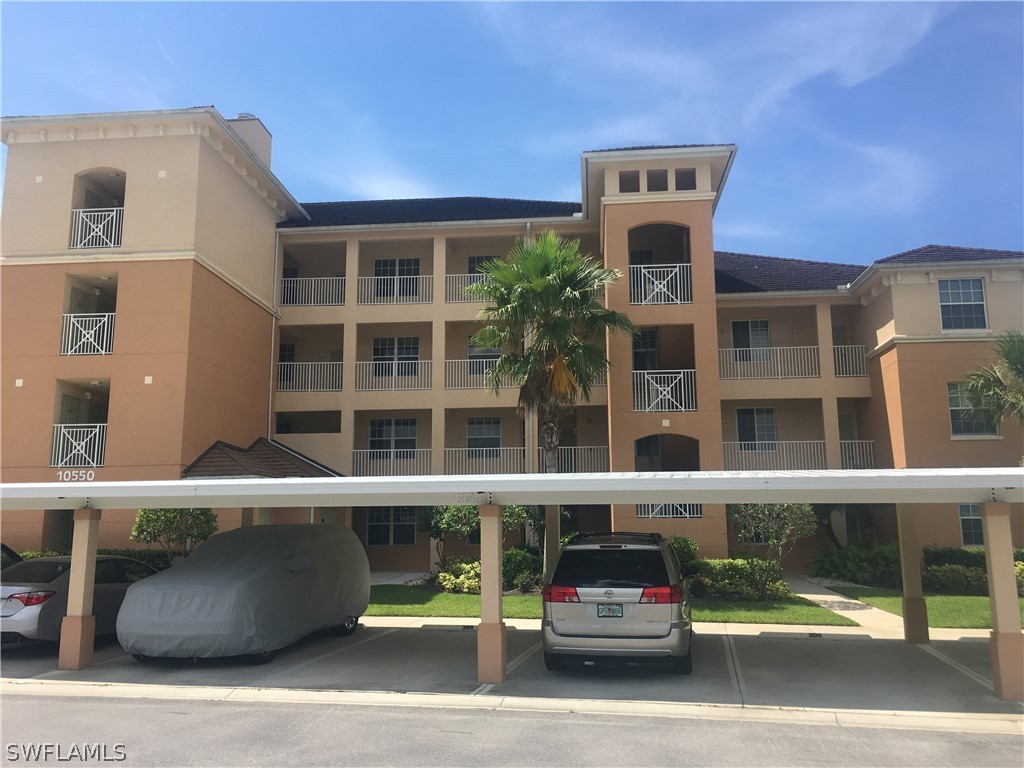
[[938, 278, 987, 330], [619, 170, 640, 193], [732, 320, 770, 362], [959, 503, 984, 546], [646, 169, 668, 193], [467, 255, 497, 274], [369, 418, 417, 457], [367, 507, 417, 546], [737, 408, 776, 451], [374, 258, 420, 298], [675, 168, 697, 191], [467, 417, 500, 458], [629, 249, 654, 266], [947, 383, 997, 436], [467, 341, 500, 376], [373, 337, 419, 377], [633, 329, 658, 371]]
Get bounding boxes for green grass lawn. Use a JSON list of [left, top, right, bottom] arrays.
[[828, 585, 1024, 629], [367, 585, 856, 625]]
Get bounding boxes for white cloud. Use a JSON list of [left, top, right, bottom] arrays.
[[816, 142, 934, 216]]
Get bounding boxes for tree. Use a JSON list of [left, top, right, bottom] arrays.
[[727, 503, 818, 562], [131, 508, 218, 565], [465, 229, 635, 474], [962, 329, 1024, 428], [419, 504, 542, 562]]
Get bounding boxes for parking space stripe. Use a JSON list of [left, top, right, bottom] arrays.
[[916, 644, 997, 694], [248, 627, 400, 687], [471, 641, 542, 696]]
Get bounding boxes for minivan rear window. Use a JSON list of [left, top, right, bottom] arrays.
[[1, 561, 70, 584], [552, 549, 669, 588]]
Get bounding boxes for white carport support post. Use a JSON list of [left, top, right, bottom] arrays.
[[980, 502, 1024, 701], [895, 504, 929, 644], [543, 504, 560, 579], [477, 504, 507, 683], [58, 508, 101, 670]]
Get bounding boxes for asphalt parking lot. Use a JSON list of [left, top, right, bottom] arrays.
[[2, 618, 1021, 722]]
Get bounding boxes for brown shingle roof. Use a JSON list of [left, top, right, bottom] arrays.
[[183, 438, 343, 479], [875, 244, 1023, 265]]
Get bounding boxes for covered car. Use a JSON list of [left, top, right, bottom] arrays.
[[1, 556, 157, 643], [116, 524, 370, 659]]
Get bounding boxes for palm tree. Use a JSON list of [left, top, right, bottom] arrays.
[[962, 329, 1024, 427], [466, 229, 635, 474]]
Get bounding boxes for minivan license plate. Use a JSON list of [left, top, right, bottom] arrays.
[[597, 603, 623, 618]]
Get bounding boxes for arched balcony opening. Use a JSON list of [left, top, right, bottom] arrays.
[[69, 168, 126, 249], [626, 223, 691, 304], [634, 433, 701, 518]]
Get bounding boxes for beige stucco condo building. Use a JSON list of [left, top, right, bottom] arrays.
[[2, 106, 1022, 571]]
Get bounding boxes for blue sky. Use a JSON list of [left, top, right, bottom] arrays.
[[2, 2, 1021, 265]]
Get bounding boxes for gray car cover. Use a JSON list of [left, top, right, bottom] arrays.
[[117, 524, 370, 658]]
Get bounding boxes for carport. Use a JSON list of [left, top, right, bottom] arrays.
[[1, 467, 1021, 699]]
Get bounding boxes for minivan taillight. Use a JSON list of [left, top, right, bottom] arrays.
[[542, 585, 580, 603], [10, 591, 56, 607], [639, 584, 682, 604]]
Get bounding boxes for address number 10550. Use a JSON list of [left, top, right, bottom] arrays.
[[56, 470, 96, 482]]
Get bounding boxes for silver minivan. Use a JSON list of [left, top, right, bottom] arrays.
[[541, 532, 693, 674]]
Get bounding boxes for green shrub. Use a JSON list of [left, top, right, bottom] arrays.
[[669, 536, 699, 573], [436, 558, 481, 594], [924, 547, 985, 569], [1014, 562, 1024, 598], [808, 543, 901, 587], [502, 547, 542, 591], [923, 564, 988, 596], [694, 557, 789, 601], [17, 550, 65, 560], [512, 570, 540, 593]]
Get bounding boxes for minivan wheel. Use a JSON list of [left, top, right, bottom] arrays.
[[671, 630, 694, 675], [543, 652, 563, 671], [333, 616, 359, 637]]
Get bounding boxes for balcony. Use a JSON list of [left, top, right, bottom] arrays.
[[445, 359, 515, 389], [445, 274, 485, 303], [718, 347, 820, 380], [356, 275, 433, 305], [538, 446, 610, 473], [355, 361, 432, 391], [60, 314, 115, 355], [637, 503, 702, 518], [722, 441, 826, 471], [351, 449, 431, 476], [278, 362, 342, 392], [281, 277, 345, 306], [841, 440, 875, 469], [51, 424, 107, 468], [633, 370, 697, 412], [629, 264, 692, 304], [445, 447, 526, 475], [70, 208, 123, 249], [834, 345, 869, 377]]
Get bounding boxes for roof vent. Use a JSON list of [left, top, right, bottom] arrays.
[[235, 112, 257, 120]]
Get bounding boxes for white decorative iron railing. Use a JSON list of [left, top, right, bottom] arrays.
[[356, 275, 433, 304], [537, 446, 610, 473], [51, 424, 107, 468], [60, 313, 115, 355], [445, 448, 526, 475], [444, 359, 515, 389], [718, 347, 820, 379], [834, 345, 869, 377], [355, 361, 432, 390], [281, 277, 345, 306], [351, 449, 431, 476], [636, 503, 702, 518], [278, 362, 342, 392], [629, 264, 692, 304], [840, 440, 875, 469], [632, 370, 697, 411], [722, 441, 826, 470], [70, 208, 123, 249]]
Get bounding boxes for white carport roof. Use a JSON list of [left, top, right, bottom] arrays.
[[2, 467, 1021, 510]]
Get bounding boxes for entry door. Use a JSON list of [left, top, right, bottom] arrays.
[[59, 395, 82, 425], [69, 287, 91, 314], [838, 414, 858, 441]]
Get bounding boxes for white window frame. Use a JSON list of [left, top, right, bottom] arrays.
[[947, 382, 998, 437], [737, 407, 777, 451], [732, 320, 770, 362], [368, 417, 417, 455], [938, 278, 987, 331], [367, 506, 417, 546], [958, 503, 984, 547], [467, 416, 501, 458]]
